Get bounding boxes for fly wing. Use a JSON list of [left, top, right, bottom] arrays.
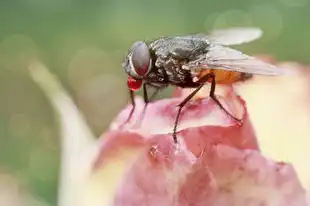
[[184, 45, 288, 76], [208, 27, 263, 46]]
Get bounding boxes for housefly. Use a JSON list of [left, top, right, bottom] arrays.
[[122, 27, 288, 144]]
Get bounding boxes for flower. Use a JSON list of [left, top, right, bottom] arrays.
[[94, 70, 309, 205], [29, 58, 310, 206]]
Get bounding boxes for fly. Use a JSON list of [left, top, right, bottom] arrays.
[[121, 27, 289, 144]]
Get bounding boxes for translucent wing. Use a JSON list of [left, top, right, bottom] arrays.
[[208, 27, 263, 46], [184, 45, 288, 76]]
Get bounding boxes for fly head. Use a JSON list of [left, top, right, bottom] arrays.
[[122, 41, 153, 91]]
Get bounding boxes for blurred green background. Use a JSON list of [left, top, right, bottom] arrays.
[[0, 0, 309, 205]]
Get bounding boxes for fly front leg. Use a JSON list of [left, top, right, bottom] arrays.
[[126, 83, 161, 123], [141, 83, 151, 117], [143, 83, 161, 105], [134, 83, 162, 127], [124, 89, 136, 124]]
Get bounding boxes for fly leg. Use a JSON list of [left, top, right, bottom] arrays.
[[124, 89, 136, 124], [125, 82, 160, 123], [143, 83, 161, 104], [124, 84, 162, 128], [208, 73, 242, 122], [172, 73, 242, 144], [136, 84, 161, 125], [148, 86, 161, 102], [172, 73, 215, 144], [141, 83, 149, 116]]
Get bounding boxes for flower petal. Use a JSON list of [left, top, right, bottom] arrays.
[[94, 62, 308, 205], [103, 132, 308, 206], [236, 61, 310, 194], [109, 87, 258, 150], [93, 88, 265, 205]]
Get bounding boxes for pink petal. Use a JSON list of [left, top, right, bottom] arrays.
[[236, 60, 310, 192], [99, 132, 308, 206], [94, 71, 308, 205], [109, 88, 258, 151], [95, 89, 258, 168]]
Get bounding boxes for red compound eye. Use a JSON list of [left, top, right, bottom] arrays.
[[127, 76, 142, 91]]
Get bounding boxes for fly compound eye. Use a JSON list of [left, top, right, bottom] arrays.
[[129, 41, 152, 78]]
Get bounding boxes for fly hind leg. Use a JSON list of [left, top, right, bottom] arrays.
[[172, 84, 205, 144], [172, 73, 220, 144], [208, 73, 242, 123], [172, 72, 242, 144]]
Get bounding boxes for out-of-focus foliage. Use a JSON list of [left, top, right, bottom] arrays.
[[0, 0, 309, 205]]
